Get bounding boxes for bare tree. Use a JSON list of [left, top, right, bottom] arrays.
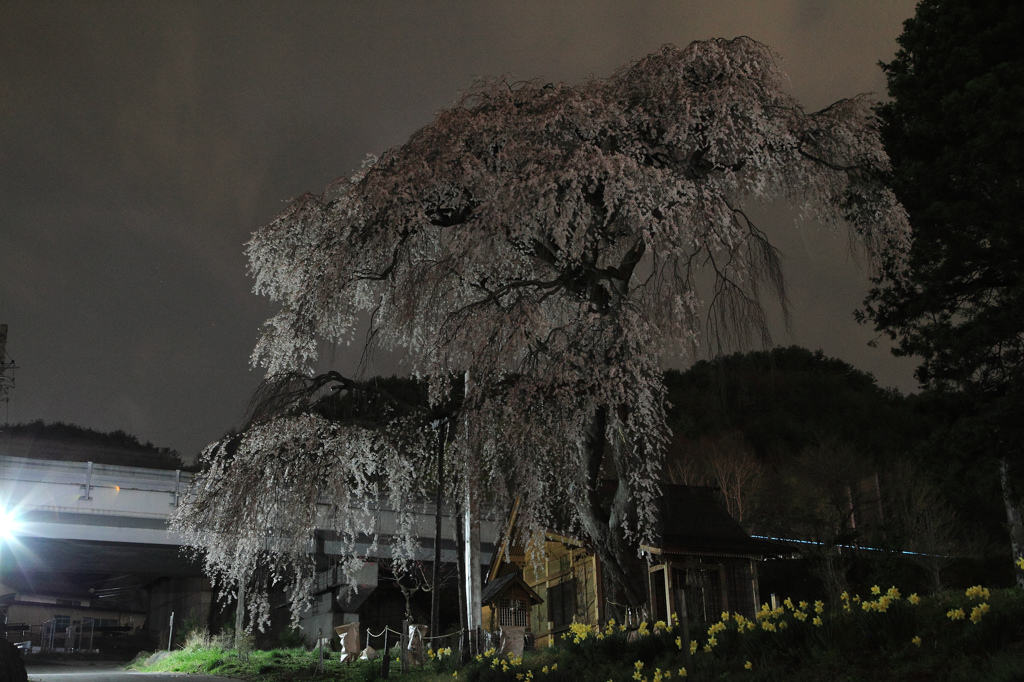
[[883, 460, 979, 590], [173, 38, 909, 625], [666, 431, 765, 528]]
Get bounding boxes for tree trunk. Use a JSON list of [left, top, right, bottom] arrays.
[[573, 407, 650, 621], [999, 457, 1024, 589]]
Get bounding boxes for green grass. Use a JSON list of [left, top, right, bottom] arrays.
[[130, 587, 1024, 681], [129, 645, 452, 681]]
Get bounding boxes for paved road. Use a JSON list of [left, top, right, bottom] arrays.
[[26, 660, 238, 681]]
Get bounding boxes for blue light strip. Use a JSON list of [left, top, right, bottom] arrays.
[[751, 534, 948, 559]]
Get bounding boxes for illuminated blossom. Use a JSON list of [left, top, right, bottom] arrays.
[[173, 37, 910, 627]]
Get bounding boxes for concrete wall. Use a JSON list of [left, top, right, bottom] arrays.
[[146, 575, 212, 647]]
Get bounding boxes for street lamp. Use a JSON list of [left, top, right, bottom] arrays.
[[0, 507, 19, 542]]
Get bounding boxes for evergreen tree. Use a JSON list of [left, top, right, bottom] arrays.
[[860, 0, 1024, 583]]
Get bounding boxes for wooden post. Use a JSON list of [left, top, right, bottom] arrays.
[[400, 619, 409, 674], [680, 584, 691, 669], [234, 576, 246, 651]]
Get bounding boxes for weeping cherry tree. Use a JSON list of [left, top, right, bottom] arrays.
[[172, 38, 910, 626]]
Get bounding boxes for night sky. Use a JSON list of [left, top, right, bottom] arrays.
[[1, 1, 921, 461]]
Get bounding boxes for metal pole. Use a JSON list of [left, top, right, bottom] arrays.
[[430, 421, 446, 639], [168, 611, 174, 651], [81, 461, 93, 500]]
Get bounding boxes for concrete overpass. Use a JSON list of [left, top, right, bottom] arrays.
[[0, 455, 196, 576], [0, 454, 499, 574], [0, 453, 501, 646]]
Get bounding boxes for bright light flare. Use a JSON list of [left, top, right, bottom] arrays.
[[0, 506, 21, 540]]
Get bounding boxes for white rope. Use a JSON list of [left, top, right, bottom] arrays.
[[364, 625, 403, 641]]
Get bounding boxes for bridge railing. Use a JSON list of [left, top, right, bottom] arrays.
[[0, 455, 190, 520]]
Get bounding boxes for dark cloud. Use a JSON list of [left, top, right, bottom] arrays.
[[1, 1, 918, 460]]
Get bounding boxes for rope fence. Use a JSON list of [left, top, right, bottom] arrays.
[[329, 620, 501, 678]]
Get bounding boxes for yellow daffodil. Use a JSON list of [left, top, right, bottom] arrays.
[[812, 616, 823, 627], [965, 585, 990, 600], [912, 635, 922, 647], [744, 661, 753, 670], [908, 593, 921, 605]]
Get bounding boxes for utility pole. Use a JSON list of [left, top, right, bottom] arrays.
[[0, 324, 17, 418], [461, 372, 482, 655]]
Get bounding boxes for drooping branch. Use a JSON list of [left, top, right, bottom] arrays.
[[182, 37, 910, 626]]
